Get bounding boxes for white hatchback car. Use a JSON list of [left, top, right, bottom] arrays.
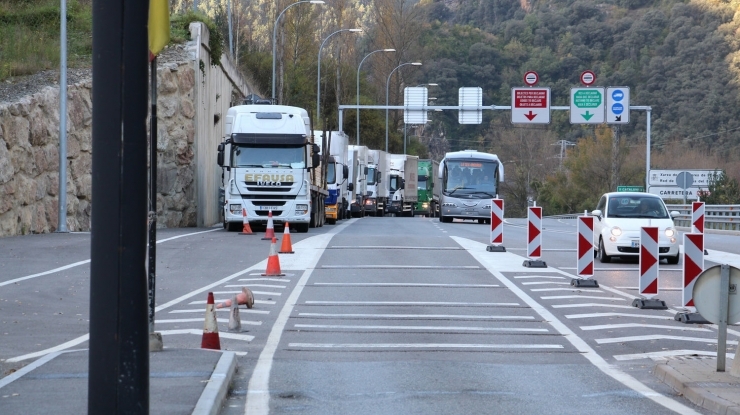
[[591, 192, 680, 264]]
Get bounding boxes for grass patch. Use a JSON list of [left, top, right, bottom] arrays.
[[0, 0, 92, 80]]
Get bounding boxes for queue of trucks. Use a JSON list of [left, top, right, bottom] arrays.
[[216, 100, 448, 232]]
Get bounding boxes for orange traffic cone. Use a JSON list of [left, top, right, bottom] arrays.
[[262, 210, 276, 240], [239, 208, 253, 235], [201, 292, 221, 350], [262, 237, 285, 276], [216, 287, 255, 309], [279, 222, 294, 254]]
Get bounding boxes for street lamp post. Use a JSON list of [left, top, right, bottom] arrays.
[[317, 28, 362, 130], [356, 48, 395, 146], [386, 62, 421, 153], [272, 0, 324, 102]]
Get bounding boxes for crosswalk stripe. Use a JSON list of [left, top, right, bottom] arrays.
[[287, 343, 563, 349], [158, 329, 254, 342], [540, 295, 624, 301], [302, 301, 520, 307], [156, 318, 262, 325], [521, 281, 571, 285], [297, 313, 536, 320], [293, 324, 548, 333], [170, 309, 270, 315], [613, 350, 736, 361], [530, 288, 604, 293], [579, 323, 711, 332], [595, 335, 738, 345], [551, 303, 635, 309], [565, 312, 673, 320], [311, 283, 500, 288]]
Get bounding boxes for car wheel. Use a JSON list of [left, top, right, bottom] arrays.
[[598, 238, 612, 263], [666, 253, 680, 265]]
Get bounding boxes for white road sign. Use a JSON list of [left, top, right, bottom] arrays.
[[648, 169, 719, 187], [458, 87, 482, 124], [570, 87, 605, 124], [648, 186, 709, 201], [511, 87, 551, 124], [606, 87, 629, 124], [404, 87, 428, 124]]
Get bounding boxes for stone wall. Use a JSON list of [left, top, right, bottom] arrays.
[[0, 22, 255, 237]]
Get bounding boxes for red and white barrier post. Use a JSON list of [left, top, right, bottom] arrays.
[[675, 233, 709, 323], [523, 206, 546, 268], [572, 215, 599, 287], [692, 201, 705, 234], [487, 198, 506, 252], [633, 227, 667, 309]]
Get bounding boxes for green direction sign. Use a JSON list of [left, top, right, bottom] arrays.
[[570, 87, 605, 124], [573, 90, 602, 108], [617, 186, 645, 192]]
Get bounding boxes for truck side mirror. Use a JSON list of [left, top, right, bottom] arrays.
[[217, 143, 225, 167], [343, 165, 349, 179], [363, 166, 368, 175], [401, 179, 405, 189], [312, 143, 320, 154], [376, 171, 381, 183], [348, 183, 354, 192], [312, 153, 321, 168]]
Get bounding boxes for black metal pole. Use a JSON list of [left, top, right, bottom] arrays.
[[149, 57, 157, 334], [88, 0, 150, 411]]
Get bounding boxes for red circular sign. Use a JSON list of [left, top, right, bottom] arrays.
[[523, 71, 539, 86], [580, 70, 596, 86]]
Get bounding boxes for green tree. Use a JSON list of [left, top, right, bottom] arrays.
[[702, 171, 740, 205]]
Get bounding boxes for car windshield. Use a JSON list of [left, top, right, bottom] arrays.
[[607, 196, 669, 219]]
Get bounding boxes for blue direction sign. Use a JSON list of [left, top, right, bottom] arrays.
[[606, 87, 629, 124]]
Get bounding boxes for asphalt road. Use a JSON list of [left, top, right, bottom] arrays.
[[3, 216, 739, 414]]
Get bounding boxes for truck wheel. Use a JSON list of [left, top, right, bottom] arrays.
[[296, 223, 309, 233], [226, 222, 241, 232], [327, 218, 336, 225]]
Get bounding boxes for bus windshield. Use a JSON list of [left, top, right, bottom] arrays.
[[443, 160, 498, 196]]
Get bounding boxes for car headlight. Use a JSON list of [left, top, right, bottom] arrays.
[[229, 204, 242, 214], [610, 226, 622, 236], [665, 228, 675, 237], [295, 204, 308, 215]]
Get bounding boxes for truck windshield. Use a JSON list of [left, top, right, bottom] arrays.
[[444, 161, 498, 195], [418, 179, 427, 191], [327, 162, 336, 185], [367, 167, 377, 185], [389, 176, 401, 192], [232, 146, 305, 169]]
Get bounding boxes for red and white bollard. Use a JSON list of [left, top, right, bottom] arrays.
[[634, 226, 667, 309], [572, 215, 598, 287], [692, 201, 705, 234], [523, 206, 546, 267], [675, 233, 709, 323], [487, 198, 506, 252]]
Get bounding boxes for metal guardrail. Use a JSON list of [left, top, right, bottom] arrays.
[[666, 204, 740, 231]]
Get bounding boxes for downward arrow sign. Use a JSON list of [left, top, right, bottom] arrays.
[[582, 111, 594, 121], [524, 111, 537, 121]]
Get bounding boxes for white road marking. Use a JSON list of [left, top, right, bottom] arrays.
[[311, 283, 500, 288], [329, 246, 462, 250], [245, 223, 348, 415], [170, 308, 270, 315], [615, 286, 682, 291], [565, 312, 674, 320], [513, 275, 566, 279], [614, 350, 735, 361], [287, 343, 563, 350], [452, 235, 702, 415], [189, 299, 277, 305], [292, 324, 548, 333], [530, 288, 604, 293], [302, 301, 519, 307], [222, 284, 286, 289], [540, 295, 624, 301], [0, 260, 91, 287], [158, 329, 254, 342], [559, 267, 682, 272], [220, 289, 282, 295], [551, 303, 644, 310], [156, 318, 262, 325], [595, 335, 737, 345], [297, 313, 536, 320], [239, 278, 291, 283], [0, 350, 84, 388], [320, 265, 480, 269], [579, 323, 711, 332], [521, 281, 571, 285]]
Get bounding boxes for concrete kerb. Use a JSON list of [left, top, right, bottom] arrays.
[[654, 358, 740, 415], [192, 351, 238, 415]]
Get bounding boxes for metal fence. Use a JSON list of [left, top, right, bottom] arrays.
[[666, 204, 740, 231]]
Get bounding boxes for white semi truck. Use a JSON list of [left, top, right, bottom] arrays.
[[217, 104, 328, 233], [314, 130, 351, 224], [365, 149, 389, 216], [387, 154, 419, 217], [348, 145, 369, 218]]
